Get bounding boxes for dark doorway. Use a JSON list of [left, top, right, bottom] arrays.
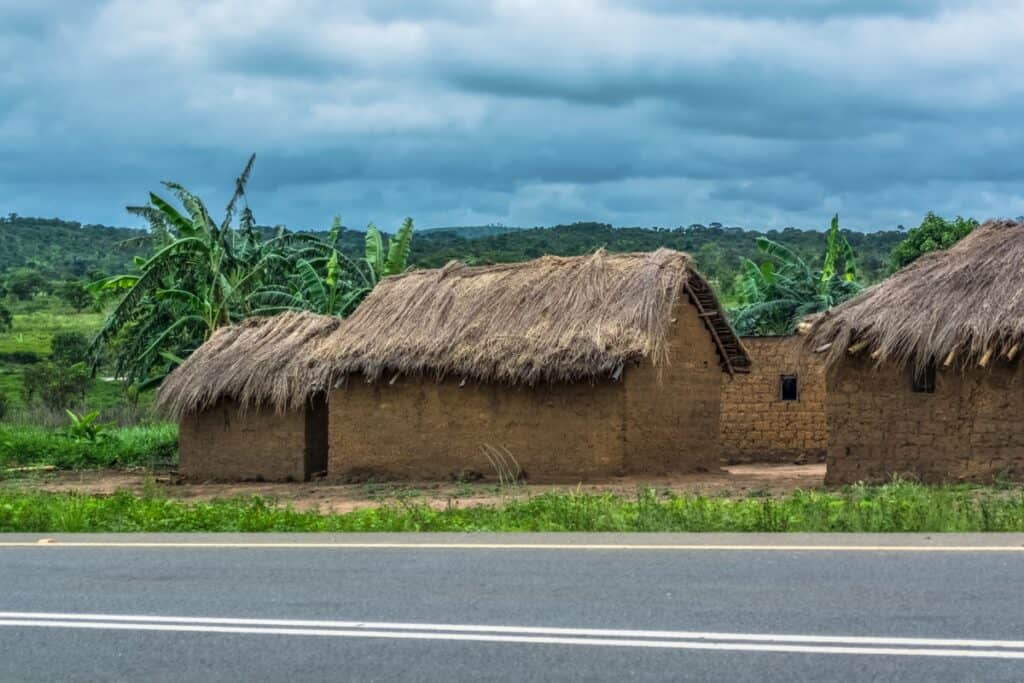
[[304, 393, 329, 480]]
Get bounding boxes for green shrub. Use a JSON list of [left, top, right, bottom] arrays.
[[890, 212, 978, 270], [50, 331, 90, 366], [65, 409, 111, 442], [0, 422, 177, 470], [0, 393, 8, 421], [5, 268, 50, 301], [56, 280, 94, 312], [21, 362, 90, 410]]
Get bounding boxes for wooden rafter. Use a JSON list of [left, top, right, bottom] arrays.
[[684, 280, 735, 377]]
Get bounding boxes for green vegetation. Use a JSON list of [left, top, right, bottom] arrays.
[[0, 308, 129, 416], [254, 215, 414, 317], [3, 481, 1024, 532], [90, 157, 415, 390], [0, 169, 980, 463], [408, 222, 904, 301], [890, 212, 978, 270], [730, 215, 863, 335], [2, 217, 908, 308], [0, 309, 103, 356], [0, 214, 149, 280], [90, 155, 283, 388], [0, 422, 176, 471]]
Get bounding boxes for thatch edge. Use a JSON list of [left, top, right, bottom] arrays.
[[805, 218, 1024, 372]]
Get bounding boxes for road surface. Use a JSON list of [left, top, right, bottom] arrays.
[[1, 533, 1023, 681]]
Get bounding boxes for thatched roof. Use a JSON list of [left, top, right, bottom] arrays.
[[158, 249, 749, 416], [807, 219, 1024, 370], [156, 311, 341, 419]]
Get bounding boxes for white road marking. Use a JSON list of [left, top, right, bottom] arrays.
[[0, 540, 1023, 552], [0, 613, 1022, 659]]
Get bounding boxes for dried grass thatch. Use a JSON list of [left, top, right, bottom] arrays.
[[308, 248, 746, 388], [807, 219, 1024, 370], [158, 249, 748, 416], [156, 311, 341, 418]]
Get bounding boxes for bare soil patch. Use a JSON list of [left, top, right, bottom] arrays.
[[1, 464, 826, 513]]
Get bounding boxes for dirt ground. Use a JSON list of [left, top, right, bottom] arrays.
[[1, 463, 827, 513]]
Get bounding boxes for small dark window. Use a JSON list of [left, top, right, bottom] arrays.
[[780, 375, 799, 401], [912, 360, 936, 393]]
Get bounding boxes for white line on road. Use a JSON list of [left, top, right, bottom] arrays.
[[2, 540, 1024, 552], [2, 612, 1023, 650], [1, 613, 1023, 659]]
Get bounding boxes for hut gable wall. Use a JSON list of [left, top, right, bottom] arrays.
[[621, 299, 721, 474], [720, 337, 827, 463], [178, 401, 309, 482], [825, 356, 1024, 484], [327, 298, 722, 482]]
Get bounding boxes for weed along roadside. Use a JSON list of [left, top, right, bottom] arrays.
[[5, 481, 1024, 533]]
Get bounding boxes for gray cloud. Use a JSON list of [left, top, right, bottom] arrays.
[[1, 0, 1023, 232]]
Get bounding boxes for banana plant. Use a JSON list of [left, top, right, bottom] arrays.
[[364, 217, 414, 283], [730, 214, 862, 335], [254, 216, 376, 317], [89, 155, 281, 389]]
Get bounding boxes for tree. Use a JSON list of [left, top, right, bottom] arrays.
[[90, 155, 281, 388], [50, 332, 90, 366], [22, 361, 90, 410], [19, 330, 93, 411], [88, 157, 404, 389], [57, 279, 94, 311], [0, 305, 11, 332], [890, 212, 977, 270], [6, 268, 49, 300], [730, 214, 863, 335]]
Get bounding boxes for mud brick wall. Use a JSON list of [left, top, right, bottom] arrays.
[[178, 401, 308, 481], [720, 336, 827, 463], [826, 357, 1024, 484], [328, 300, 722, 483]]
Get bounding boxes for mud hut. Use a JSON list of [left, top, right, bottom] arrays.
[[807, 219, 1024, 484], [311, 248, 750, 482], [158, 312, 340, 481], [159, 248, 750, 482]]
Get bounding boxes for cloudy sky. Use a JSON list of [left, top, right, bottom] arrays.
[[2, 0, 1023, 232]]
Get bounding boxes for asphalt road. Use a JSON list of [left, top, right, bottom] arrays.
[[1, 533, 1024, 682]]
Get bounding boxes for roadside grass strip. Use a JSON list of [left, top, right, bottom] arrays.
[[3, 539, 1024, 551], [1, 612, 1023, 660], [6, 481, 1024, 532]]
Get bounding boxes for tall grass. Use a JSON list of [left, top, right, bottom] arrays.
[[0, 423, 177, 470], [3, 482, 1024, 533]]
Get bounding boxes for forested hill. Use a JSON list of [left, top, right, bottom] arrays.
[[0, 216, 151, 279], [0, 215, 905, 292]]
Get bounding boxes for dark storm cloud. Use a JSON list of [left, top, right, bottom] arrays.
[[0, 0, 1022, 231]]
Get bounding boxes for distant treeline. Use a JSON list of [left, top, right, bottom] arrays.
[[0, 214, 907, 297]]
